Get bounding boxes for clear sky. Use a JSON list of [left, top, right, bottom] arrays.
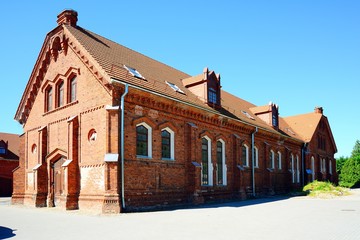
[[1, 1, 359, 158]]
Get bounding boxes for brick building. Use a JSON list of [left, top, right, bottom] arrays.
[[13, 10, 337, 213], [0, 132, 19, 197]]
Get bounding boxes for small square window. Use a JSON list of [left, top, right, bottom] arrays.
[[124, 65, 145, 79]]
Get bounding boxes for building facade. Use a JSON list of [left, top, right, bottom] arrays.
[[13, 10, 337, 213], [0, 132, 19, 197]]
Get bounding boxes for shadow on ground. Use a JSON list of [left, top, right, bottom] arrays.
[[0, 227, 16, 240]]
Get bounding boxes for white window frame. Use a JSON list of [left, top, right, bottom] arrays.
[[216, 139, 227, 186], [242, 144, 249, 167], [270, 150, 275, 169], [296, 155, 300, 183], [161, 127, 175, 160], [277, 151, 282, 170], [254, 146, 259, 168], [136, 122, 152, 158], [201, 136, 213, 186], [311, 156, 315, 181], [291, 154, 295, 183]]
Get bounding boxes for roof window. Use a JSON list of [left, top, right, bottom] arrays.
[[124, 65, 145, 79], [241, 110, 255, 120], [165, 81, 185, 94]]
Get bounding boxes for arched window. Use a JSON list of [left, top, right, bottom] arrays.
[[136, 123, 152, 158], [57, 81, 64, 107], [291, 154, 295, 183], [69, 76, 77, 103], [329, 160, 332, 175], [46, 87, 53, 112], [269, 150, 275, 169], [161, 127, 174, 160], [253, 146, 259, 168], [201, 136, 213, 186], [242, 144, 249, 167], [311, 156, 315, 181], [216, 139, 227, 185], [296, 155, 300, 183], [277, 151, 282, 170]]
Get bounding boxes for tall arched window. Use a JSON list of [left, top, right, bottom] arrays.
[[69, 76, 77, 103], [291, 154, 295, 183], [253, 146, 259, 168], [242, 144, 249, 167], [201, 136, 213, 186], [311, 156, 315, 181], [296, 155, 300, 183], [46, 87, 53, 112], [57, 81, 64, 107], [216, 139, 227, 185], [136, 123, 152, 158], [277, 151, 282, 170], [161, 127, 174, 160], [269, 150, 275, 169], [329, 160, 332, 175]]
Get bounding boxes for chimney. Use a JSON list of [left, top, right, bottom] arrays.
[[57, 10, 78, 27], [314, 106, 323, 114]]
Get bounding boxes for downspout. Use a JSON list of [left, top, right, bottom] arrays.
[[120, 84, 128, 210], [111, 79, 129, 210], [251, 127, 258, 197], [301, 142, 308, 187]]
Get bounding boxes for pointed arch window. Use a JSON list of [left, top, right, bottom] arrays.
[[46, 87, 53, 112], [216, 139, 227, 186], [311, 156, 315, 181], [277, 151, 282, 170], [269, 150, 275, 169], [242, 144, 249, 167], [69, 76, 77, 103], [253, 146, 259, 168], [136, 123, 152, 158], [57, 81, 64, 107], [201, 136, 213, 186], [161, 127, 175, 160]]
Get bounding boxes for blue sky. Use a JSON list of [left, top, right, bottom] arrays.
[[1, 1, 359, 157]]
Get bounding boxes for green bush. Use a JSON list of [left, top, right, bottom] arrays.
[[339, 156, 360, 188], [303, 181, 348, 197]]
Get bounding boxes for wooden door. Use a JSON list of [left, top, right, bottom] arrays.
[[53, 158, 65, 206]]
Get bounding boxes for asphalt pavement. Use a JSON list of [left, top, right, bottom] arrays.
[[1, 190, 360, 240]]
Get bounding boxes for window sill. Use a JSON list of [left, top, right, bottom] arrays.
[[161, 158, 175, 161], [136, 155, 152, 160], [43, 100, 79, 116]]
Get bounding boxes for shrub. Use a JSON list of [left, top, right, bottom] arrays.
[[303, 181, 348, 197], [339, 156, 360, 188]]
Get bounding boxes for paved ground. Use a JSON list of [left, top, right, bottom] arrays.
[[1, 190, 360, 240]]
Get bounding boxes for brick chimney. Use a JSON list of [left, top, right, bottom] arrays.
[[57, 10, 78, 26], [314, 106, 323, 114]]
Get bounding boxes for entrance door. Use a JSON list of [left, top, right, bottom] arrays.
[[52, 158, 65, 206]]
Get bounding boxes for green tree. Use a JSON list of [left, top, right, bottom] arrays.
[[336, 156, 348, 175], [339, 155, 360, 188], [351, 140, 360, 158]]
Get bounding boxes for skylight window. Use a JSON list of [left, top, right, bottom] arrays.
[[124, 65, 145, 79], [165, 81, 185, 94], [241, 110, 255, 120]]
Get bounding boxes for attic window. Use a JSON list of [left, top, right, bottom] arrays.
[[208, 88, 217, 104], [241, 110, 255, 120], [165, 81, 185, 94], [0, 147, 6, 154], [124, 65, 145, 79]]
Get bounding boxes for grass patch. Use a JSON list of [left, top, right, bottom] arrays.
[[303, 181, 350, 198]]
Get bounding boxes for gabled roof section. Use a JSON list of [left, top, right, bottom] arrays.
[[0, 132, 19, 160]]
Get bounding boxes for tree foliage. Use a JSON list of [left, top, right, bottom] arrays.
[[351, 139, 360, 158], [339, 155, 360, 188], [336, 156, 348, 175]]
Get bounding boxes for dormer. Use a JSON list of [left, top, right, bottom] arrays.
[[182, 67, 221, 108], [250, 102, 279, 130]]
